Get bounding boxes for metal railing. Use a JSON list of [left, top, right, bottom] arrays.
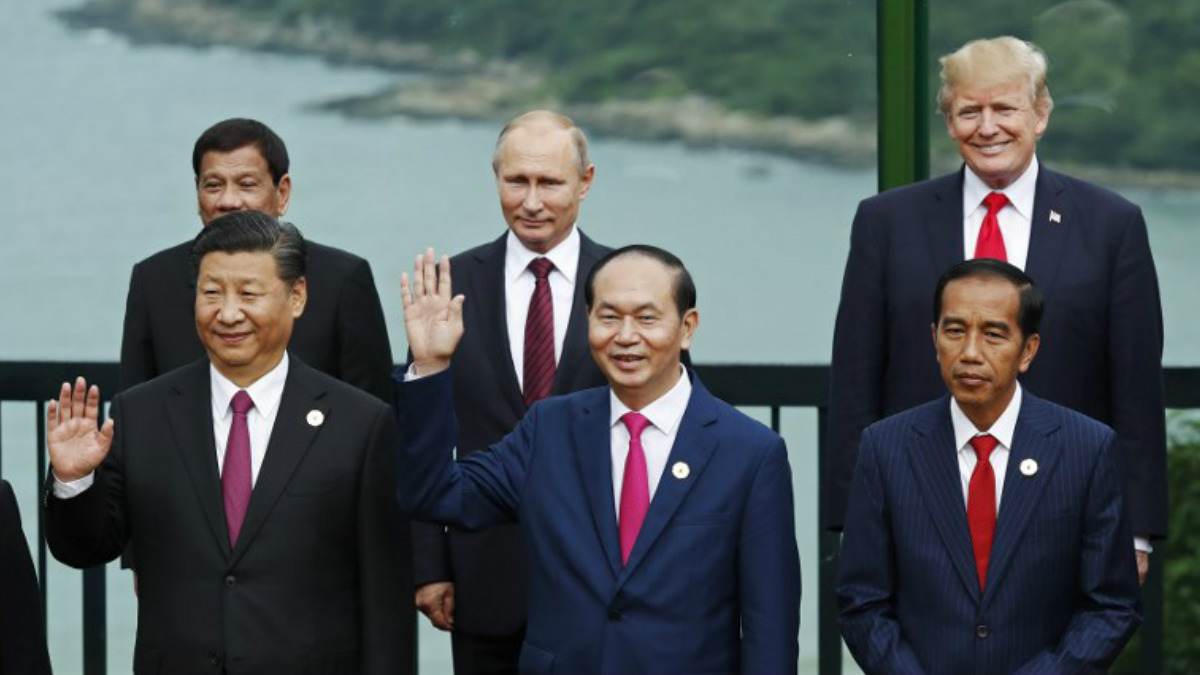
[[3, 361, 1198, 675]]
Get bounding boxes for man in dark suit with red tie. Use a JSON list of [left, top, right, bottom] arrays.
[[826, 37, 1166, 581], [408, 110, 611, 675], [43, 212, 410, 674], [838, 259, 1141, 675]]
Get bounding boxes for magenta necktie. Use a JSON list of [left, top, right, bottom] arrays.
[[222, 390, 254, 547], [619, 412, 651, 565], [974, 191, 1009, 262], [967, 434, 998, 592], [523, 257, 556, 408]]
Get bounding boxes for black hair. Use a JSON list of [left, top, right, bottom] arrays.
[[585, 244, 696, 316], [933, 258, 1043, 337], [190, 211, 307, 285], [192, 118, 289, 185]]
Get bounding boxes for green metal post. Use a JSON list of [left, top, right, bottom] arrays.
[[877, 0, 930, 192]]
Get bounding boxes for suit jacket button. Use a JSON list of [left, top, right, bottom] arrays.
[[224, 575, 236, 588], [975, 624, 990, 639], [607, 609, 622, 622]]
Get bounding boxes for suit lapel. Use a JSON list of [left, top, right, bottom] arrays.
[[573, 391, 622, 578], [906, 399, 981, 600], [473, 235, 525, 417], [1023, 166, 1071, 302], [553, 231, 601, 395], [982, 395, 1061, 608], [229, 359, 328, 565], [617, 375, 720, 585], [165, 362, 229, 557], [924, 170, 966, 278]]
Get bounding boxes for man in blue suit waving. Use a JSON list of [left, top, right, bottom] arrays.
[[837, 259, 1140, 675], [396, 245, 801, 675]]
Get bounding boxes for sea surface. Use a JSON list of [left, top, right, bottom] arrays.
[[1, 1, 1196, 673]]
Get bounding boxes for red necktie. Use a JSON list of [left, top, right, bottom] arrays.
[[523, 258, 556, 407], [222, 390, 254, 547], [967, 434, 998, 592], [974, 191, 1009, 261], [618, 412, 651, 565]]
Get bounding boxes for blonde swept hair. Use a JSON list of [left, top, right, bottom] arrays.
[[937, 37, 1054, 118], [492, 110, 592, 178]]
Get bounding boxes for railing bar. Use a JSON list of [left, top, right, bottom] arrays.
[[771, 406, 781, 434], [36, 398, 48, 622]]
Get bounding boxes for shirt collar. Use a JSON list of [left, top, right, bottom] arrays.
[[962, 155, 1039, 222], [950, 382, 1022, 453], [210, 352, 289, 420], [609, 365, 693, 435], [505, 226, 581, 284]]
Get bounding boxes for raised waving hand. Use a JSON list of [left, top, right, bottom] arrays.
[[401, 248, 465, 377], [47, 377, 114, 483]]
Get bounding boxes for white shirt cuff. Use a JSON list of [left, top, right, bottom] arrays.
[[53, 472, 95, 499], [1134, 536, 1153, 554], [403, 363, 423, 382]]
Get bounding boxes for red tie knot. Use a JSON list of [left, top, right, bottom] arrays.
[[528, 257, 555, 280], [231, 390, 255, 416], [969, 434, 999, 462], [621, 411, 651, 441], [983, 191, 1009, 216]]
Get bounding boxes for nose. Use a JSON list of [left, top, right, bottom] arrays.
[[216, 295, 245, 325], [961, 330, 985, 363], [978, 109, 998, 136], [216, 186, 246, 212], [522, 185, 543, 213], [615, 317, 639, 345]]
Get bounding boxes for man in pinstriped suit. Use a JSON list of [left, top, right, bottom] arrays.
[[837, 258, 1140, 675]]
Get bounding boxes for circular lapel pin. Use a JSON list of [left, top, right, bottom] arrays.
[[1019, 458, 1038, 477], [306, 410, 325, 427], [672, 462, 690, 480]]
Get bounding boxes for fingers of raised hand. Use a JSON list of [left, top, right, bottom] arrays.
[[422, 248, 437, 300], [71, 377, 87, 420]]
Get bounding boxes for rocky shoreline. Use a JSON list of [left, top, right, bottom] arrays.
[[58, 0, 1200, 187]]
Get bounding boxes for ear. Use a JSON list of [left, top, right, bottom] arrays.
[[290, 276, 307, 319], [275, 174, 293, 217], [1034, 106, 1050, 138], [1017, 332, 1040, 373], [679, 308, 699, 351], [577, 164, 595, 201]]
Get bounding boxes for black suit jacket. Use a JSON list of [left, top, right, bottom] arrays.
[[1, 480, 52, 675], [45, 358, 413, 675], [120, 238, 394, 403], [409, 231, 611, 635], [827, 165, 1167, 537]]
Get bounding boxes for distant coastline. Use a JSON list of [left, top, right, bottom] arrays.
[[58, 0, 1200, 188]]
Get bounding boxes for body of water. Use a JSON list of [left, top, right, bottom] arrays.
[[1, 1, 1196, 674]]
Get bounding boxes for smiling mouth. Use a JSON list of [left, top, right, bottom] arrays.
[[216, 332, 251, 344], [611, 354, 645, 369], [973, 141, 1011, 155]]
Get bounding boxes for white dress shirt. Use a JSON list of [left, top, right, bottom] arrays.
[[950, 383, 1022, 512], [609, 366, 693, 517], [504, 226, 581, 390], [54, 354, 289, 498], [963, 156, 1038, 271], [209, 354, 288, 485]]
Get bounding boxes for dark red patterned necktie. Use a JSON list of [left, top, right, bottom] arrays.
[[523, 258, 556, 407], [222, 390, 254, 547], [967, 434, 998, 592], [974, 191, 1009, 261]]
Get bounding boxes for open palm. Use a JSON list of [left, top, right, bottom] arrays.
[[47, 377, 114, 483], [401, 249, 465, 376]]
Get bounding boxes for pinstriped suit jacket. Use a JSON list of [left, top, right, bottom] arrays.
[[837, 392, 1140, 675]]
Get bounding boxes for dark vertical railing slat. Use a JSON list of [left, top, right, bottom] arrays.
[[1141, 556, 1164, 675], [36, 399, 48, 624], [817, 407, 841, 675], [83, 402, 110, 675]]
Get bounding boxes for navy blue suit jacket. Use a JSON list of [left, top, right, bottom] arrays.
[[837, 393, 1140, 675], [396, 369, 801, 675], [826, 165, 1166, 536]]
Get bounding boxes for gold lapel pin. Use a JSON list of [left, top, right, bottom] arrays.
[[672, 462, 690, 480], [1049, 210, 1062, 224], [306, 410, 325, 427], [1019, 458, 1038, 477]]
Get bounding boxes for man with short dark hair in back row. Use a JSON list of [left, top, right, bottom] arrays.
[[838, 258, 1140, 675], [119, 118, 395, 403], [826, 37, 1166, 583], [45, 212, 410, 674]]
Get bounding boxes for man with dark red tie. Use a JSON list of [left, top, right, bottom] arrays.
[[42, 212, 410, 674], [395, 244, 801, 675], [407, 110, 612, 675], [826, 37, 1166, 584], [837, 258, 1140, 675]]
